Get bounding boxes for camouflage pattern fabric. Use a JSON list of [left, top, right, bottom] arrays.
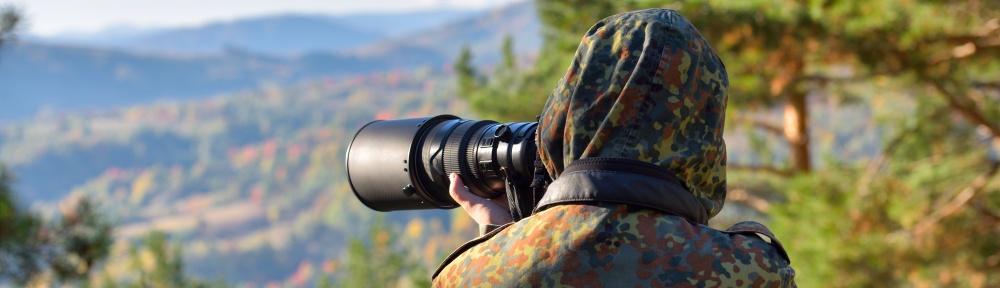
[[434, 204, 795, 287], [433, 8, 795, 287], [537, 7, 728, 218]]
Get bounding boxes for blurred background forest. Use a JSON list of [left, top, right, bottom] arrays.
[[0, 0, 998, 287]]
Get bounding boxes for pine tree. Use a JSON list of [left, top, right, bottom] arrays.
[[0, 166, 115, 285], [0, 5, 19, 48], [0, 6, 116, 286]]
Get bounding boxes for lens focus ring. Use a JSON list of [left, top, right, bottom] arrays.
[[442, 121, 473, 177], [444, 121, 496, 178]]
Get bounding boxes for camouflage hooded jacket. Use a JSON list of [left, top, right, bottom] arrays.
[[433, 9, 796, 287]]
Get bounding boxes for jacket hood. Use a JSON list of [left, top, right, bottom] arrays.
[[537, 9, 729, 219]]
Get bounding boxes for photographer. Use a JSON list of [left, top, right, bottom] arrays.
[[433, 9, 796, 287]]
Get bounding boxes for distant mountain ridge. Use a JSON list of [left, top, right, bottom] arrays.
[[351, 2, 541, 64], [0, 2, 538, 122], [112, 15, 383, 56], [30, 9, 486, 56], [337, 9, 492, 38], [0, 41, 445, 121]]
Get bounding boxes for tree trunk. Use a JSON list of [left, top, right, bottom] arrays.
[[784, 90, 811, 173]]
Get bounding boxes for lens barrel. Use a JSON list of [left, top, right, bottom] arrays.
[[346, 115, 537, 211]]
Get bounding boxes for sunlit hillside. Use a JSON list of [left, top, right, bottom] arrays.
[[1, 69, 482, 285]]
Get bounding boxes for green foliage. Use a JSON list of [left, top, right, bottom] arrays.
[[128, 232, 186, 287], [0, 166, 115, 286], [0, 4, 18, 48], [455, 36, 555, 122], [48, 198, 115, 283], [99, 231, 228, 288], [0, 165, 44, 284], [334, 216, 430, 288], [768, 153, 999, 287]]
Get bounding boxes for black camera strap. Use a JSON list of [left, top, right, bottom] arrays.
[[501, 168, 527, 222], [502, 155, 550, 222]]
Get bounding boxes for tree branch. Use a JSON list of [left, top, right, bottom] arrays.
[[727, 188, 771, 213], [912, 161, 1000, 238], [928, 38, 1000, 66], [928, 78, 1000, 138], [728, 164, 794, 178], [802, 73, 1000, 94], [800, 72, 895, 84], [972, 81, 1000, 90], [924, 19, 999, 45], [971, 201, 1000, 224], [857, 107, 951, 198], [731, 114, 785, 139]]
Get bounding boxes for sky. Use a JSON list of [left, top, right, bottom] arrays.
[[10, 0, 524, 36]]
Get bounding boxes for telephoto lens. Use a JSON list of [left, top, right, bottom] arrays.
[[346, 115, 537, 211]]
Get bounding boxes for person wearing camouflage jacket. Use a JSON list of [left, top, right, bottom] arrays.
[[433, 9, 796, 287]]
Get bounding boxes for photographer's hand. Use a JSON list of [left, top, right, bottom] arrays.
[[449, 173, 513, 225]]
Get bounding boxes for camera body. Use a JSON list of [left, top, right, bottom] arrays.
[[346, 115, 537, 211]]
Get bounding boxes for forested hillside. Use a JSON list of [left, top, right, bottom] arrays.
[[1, 70, 480, 285]]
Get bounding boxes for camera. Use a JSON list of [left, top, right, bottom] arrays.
[[346, 115, 538, 211]]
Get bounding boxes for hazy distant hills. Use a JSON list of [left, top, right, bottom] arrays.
[[31, 9, 484, 55], [335, 9, 494, 38], [0, 42, 442, 121], [104, 15, 383, 56], [353, 2, 541, 63], [0, 2, 538, 122]]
